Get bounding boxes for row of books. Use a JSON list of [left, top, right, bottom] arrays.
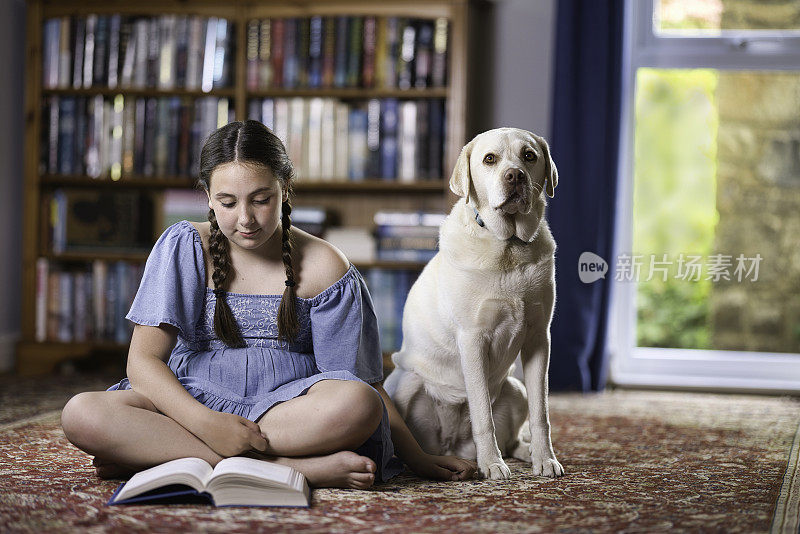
[[43, 15, 233, 91], [35, 258, 144, 344], [48, 189, 155, 254], [246, 16, 448, 90], [41, 95, 232, 179], [248, 97, 445, 181]]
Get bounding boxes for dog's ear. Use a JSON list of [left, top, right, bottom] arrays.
[[535, 135, 558, 198], [449, 139, 474, 200]]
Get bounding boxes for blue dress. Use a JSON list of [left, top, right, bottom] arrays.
[[108, 220, 403, 482]]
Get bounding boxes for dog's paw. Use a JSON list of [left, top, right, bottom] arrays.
[[479, 459, 512, 480], [531, 456, 564, 478]]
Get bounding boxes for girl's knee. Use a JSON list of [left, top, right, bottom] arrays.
[[61, 392, 114, 452], [328, 381, 383, 443]]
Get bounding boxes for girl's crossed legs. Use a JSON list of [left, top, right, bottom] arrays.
[[61, 379, 384, 489]]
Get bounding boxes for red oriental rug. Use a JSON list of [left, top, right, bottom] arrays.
[[1, 373, 799, 533]]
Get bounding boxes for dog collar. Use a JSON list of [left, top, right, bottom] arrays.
[[470, 203, 529, 245], [470, 204, 486, 228]]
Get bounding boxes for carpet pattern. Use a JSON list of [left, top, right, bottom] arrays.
[[0, 373, 799, 533]]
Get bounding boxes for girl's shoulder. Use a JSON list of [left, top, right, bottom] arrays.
[[293, 228, 352, 299], [188, 220, 212, 249]]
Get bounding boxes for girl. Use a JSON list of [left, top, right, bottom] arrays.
[[61, 120, 476, 489]]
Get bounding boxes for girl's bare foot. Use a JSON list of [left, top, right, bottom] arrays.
[[248, 450, 377, 489], [92, 457, 136, 479]]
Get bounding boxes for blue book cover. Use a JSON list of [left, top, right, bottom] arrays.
[[308, 16, 323, 88], [348, 108, 368, 181], [57, 97, 76, 175], [380, 98, 398, 180], [282, 18, 298, 89]]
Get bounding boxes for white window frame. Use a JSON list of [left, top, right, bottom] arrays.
[[609, 0, 800, 393]]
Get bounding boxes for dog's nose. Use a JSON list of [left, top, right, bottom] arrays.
[[504, 168, 525, 184]]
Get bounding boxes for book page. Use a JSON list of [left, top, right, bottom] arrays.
[[114, 457, 213, 502], [210, 457, 299, 488]]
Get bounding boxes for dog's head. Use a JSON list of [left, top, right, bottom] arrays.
[[449, 128, 558, 242]]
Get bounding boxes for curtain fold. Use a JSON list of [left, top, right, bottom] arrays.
[[548, 0, 625, 391]]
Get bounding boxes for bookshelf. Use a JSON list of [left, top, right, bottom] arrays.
[[19, 0, 468, 375]]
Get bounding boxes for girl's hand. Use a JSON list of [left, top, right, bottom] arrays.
[[195, 411, 268, 458], [407, 453, 477, 481]]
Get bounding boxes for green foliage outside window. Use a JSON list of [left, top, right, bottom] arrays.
[[633, 68, 719, 349]]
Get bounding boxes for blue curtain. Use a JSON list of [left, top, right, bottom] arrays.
[[548, 0, 625, 391]]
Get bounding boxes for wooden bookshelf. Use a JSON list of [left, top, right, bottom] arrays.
[[19, 0, 468, 375]]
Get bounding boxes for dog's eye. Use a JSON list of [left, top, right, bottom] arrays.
[[483, 153, 496, 165], [524, 150, 537, 162]]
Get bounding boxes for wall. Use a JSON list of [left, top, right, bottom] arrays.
[[0, 0, 25, 372], [468, 0, 557, 140]]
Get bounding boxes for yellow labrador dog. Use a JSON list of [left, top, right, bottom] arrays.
[[384, 127, 564, 479]]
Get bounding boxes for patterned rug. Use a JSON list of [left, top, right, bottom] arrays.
[[1, 373, 799, 533]]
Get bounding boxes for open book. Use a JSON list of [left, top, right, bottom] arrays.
[[108, 457, 310, 507]]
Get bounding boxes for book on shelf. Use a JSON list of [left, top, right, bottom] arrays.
[[108, 457, 309, 508], [42, 14, 234, 91]]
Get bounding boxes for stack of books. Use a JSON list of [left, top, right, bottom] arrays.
[[374, 210, 444, 262]]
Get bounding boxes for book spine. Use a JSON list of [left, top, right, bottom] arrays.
[[397, 19, 415, 90], [334, 102, 349, 180], [178, 100, 192, 176], [374, 17, 387, 89], [287, 97, 306, 179], [46, 269, 59, 341], [158, 15, 176, 90], [415, 97, 430, 180], [282, 18, 298, 89], [362, 17, 376, 89], [366, 99, 381, 179], [320, 99, 336, 180], [432, 18, 448, 87], [58, 272, 73, 342], [308, 16, 323, 89], [73, 271, 87, 342], [201, 17, 218, 92], [213, 18, 231, 89], [397, 101, 417, 182], [142, 97, 157, 176], [261, 98, 274, 130], [47, 95, 60, 175], [306, 98, 323, 180], [83, 14, 96, 88], [246, 19, 259, 91], [185, 16, 202, 90], [57, 96, 75, 175], [174, 16, 188, 89], [346, 17, 363, 88], [258, 19, 272, 88], [380, 98, 398, 180], [109, 95, 124, 180], [107, 14, 121, 89], [118, 16, 135, 88], [321, 17, 335, 88], [58, 17, 71, 88], [73, 97, 86, 176], [92, 260, 106, 341], [296, 18, 310, 88], [333, 16, 348, 88], [122, 96, 136, 176], [93, 15, 109, 87], [428, 99, 444, 180], [42, 18, 59, 89], [35, 258, 49, 342], [271, 18, 284, 88], [414, 20, 433, 89], [348, 107, 367, 181], [72, 16, 86, 89], [133, 18, 148, 88]]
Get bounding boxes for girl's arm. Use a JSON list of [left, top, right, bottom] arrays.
[[372, 383, 476, 481], [126, 323, 267, 457]]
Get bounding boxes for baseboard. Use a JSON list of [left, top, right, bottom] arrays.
[[0, 332, 19, 373]]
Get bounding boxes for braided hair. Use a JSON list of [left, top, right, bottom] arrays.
[[197, 120, 298, 346]]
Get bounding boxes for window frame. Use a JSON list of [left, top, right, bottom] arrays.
[[609, 0, 800, 393]]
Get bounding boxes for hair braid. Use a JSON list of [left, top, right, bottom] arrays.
[[277, 198, 299, 342], [208, 209, 245, 347]]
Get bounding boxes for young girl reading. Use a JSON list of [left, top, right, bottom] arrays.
[[61, 120, 476, 489]]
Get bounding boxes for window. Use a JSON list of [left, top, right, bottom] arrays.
[[610, 0, 800, 392]]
